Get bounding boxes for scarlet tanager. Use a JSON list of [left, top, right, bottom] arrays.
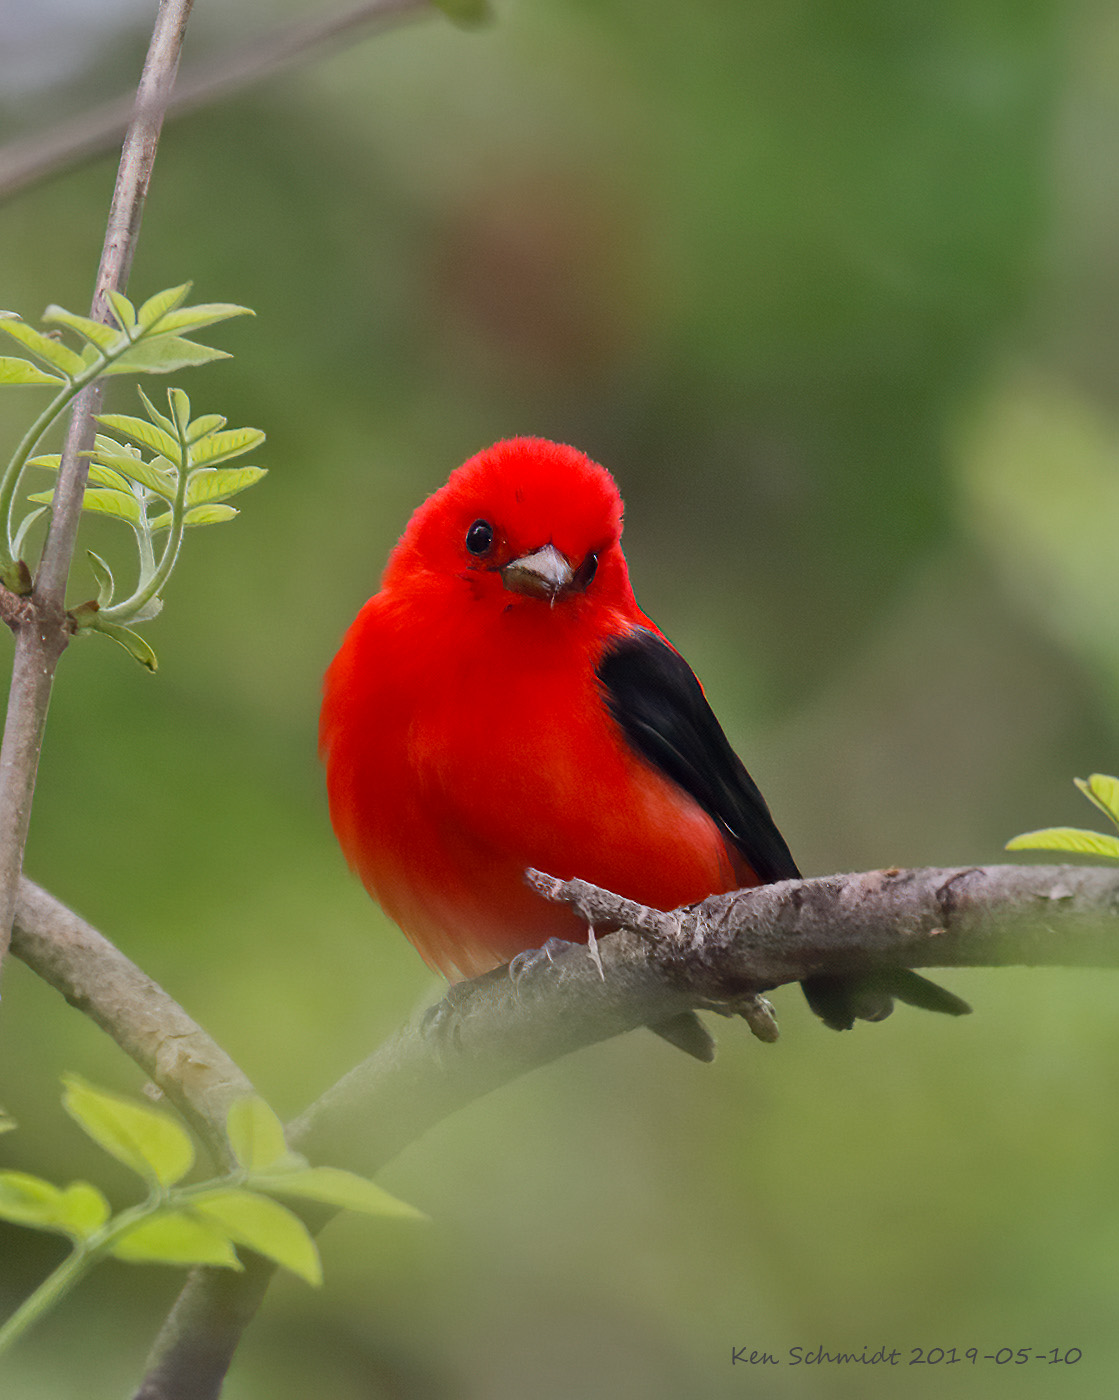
[[321, 438, 966, 1032]]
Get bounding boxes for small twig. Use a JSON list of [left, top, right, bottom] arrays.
[[0, 0, 194, 974], [0, 0, 434, 205]]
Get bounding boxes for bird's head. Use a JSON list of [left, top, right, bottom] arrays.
[[383, 438, 636, 620]]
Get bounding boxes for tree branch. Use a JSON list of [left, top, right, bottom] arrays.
[[0, 0, 193, 975], [129, 860, 1119, 1399], [10, 878, 253, 1164], [526, 861, 1119, 991], [0, 0, 435, 205]]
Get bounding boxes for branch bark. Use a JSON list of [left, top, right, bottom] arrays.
[[0, 0, 194, 975]]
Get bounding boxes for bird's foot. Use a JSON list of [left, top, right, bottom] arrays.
[[507, 936, 574, 991], [420, 985, 473, 1057], [736, 995, 780, 1043]]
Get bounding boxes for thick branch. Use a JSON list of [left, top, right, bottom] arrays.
[[131, 861, 1119, 1399]]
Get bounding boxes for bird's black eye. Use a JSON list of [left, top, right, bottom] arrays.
[[572, 552, 598, 591], [465, 519, 494, 556]]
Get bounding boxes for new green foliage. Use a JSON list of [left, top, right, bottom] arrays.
[[1007, 773, 1119, 860], [0, 284, 265, 667], [0, 1081, 423, 1356]]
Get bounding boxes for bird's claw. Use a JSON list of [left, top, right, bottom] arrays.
[[420, 993, 466, 1059], [508, 936, 572, 988], [738, 995, 779, 1043]]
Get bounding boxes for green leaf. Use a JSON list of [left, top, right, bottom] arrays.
[[102, 336, 232, 376], [168, 388, 191, 436], [190, 1189, 321, 1285], [137, 386, 177, 437], [90, 466, 135, 493], [189, 427, 265, 468], [82, 619, 159, 671], [35, 487, 142, 527], [151, 303, 254, 337], [186, 467, 266, 507], [226, 1098, 290, 1172], [1075, 774, 1119, 830], [186, 413, 226, 442], [80, 487, 142, 523], [0, 319, 86, 378], [111, 1211, 242, 1268], [61, 1075, 194, 1186], [90, 449, 177, 500], [0, 1172, 67, 1229], [0, 1107, 15, 1134], [254, 1166, 427, 1221], [42, 305, 124, 354], [136, 284, 192, 330], [183, 504, 238, 528], [96, 413, 181, 461], [1005, 827, 1119, 859], [0, 1172, 111, 1239], [11, 507, 47, 560], [29, 449, 133, 493], [105, 289, 137, 333], [87, 550, 115, 608], [0, 357, 64, 387], [54, 1181, 113, 1238], [129, 596, 164, 625]]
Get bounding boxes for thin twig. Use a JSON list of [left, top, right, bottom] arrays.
[[0, 0, 434, 205], [0, 0, 194, 973]]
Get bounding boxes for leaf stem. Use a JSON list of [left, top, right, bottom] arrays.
[[99, 409, 190, 623], [0, 1243, 91, 1355], [0, 385, 78, 562]]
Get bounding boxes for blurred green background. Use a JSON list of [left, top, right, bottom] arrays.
[[2, 0, 1118, 1395]]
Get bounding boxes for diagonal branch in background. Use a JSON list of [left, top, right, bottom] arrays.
[[10, 878, 253, 1165], [131, 860, 1119, 1400], [0, 0, 436, 205], [0, 0, 195, 975]]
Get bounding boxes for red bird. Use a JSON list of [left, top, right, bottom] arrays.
[[321, 438, 965, 1032]]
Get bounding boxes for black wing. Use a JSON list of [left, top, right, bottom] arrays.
[[596, 628, 800, 885], [597, 627, 971, 1031]]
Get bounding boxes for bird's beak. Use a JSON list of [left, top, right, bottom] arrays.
[[500, 544, 574, 601]]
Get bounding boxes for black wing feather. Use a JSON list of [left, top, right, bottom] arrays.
[[596, 628, 800, 884], [597, 628, 970, 1032]]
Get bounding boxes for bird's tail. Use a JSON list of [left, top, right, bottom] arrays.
[[801, 970, 971, 1032]]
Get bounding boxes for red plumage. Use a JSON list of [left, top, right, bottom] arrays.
[[320, 437, 752, 980]]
